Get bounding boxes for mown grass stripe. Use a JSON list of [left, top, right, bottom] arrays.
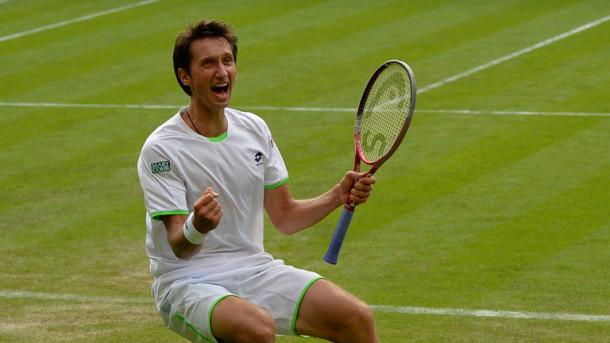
[[419, 14, 610, 93], [0, 0, 158, 43], [0, 290, 150, 305]]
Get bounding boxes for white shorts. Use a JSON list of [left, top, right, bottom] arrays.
[[157, 258, 322, 342]]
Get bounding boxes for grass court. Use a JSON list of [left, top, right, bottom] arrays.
[[0, 0, 609, 341]]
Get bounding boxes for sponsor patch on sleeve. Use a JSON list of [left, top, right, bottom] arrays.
[[151, 160, 171, 174]]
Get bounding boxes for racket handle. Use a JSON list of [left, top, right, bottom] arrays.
[[323, 207, 355, 265]]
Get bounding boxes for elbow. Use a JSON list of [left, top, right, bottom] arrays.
[[267, 199, 302, 235], [278, 226, 297, 236], [271, 218, 299, 236], [173, 246, 200, 260], [173, 248, 191, 260], [169, 238, 198, 260]]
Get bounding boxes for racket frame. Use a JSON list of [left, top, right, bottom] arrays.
[[325, 60, 416, 265], [347, 60, 417, 209]]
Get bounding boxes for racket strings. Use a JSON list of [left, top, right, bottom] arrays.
[[359, 64, 412, 163]]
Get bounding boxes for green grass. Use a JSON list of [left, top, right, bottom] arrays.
[[1, 0, 609, 342]]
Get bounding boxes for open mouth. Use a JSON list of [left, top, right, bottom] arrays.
[[211, 83, 229, 95]]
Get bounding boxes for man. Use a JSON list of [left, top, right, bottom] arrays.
[[137, 19, 379, 342]]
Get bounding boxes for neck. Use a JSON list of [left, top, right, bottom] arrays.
[[184, 102, 228, 138]]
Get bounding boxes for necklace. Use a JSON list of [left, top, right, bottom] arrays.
[[184, 108, 202, 135]]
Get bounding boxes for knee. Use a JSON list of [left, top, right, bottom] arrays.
[[349, 302, 375, 329], [337, 302, 376, 339], [235, 310, 276, 343], [213, 297, 276, 343], [249, 317, 276, 343]]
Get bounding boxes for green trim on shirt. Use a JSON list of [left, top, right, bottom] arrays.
[[206, 131, 228, 142], [264, 177, 289, 190], [150, 210, 189, 220]]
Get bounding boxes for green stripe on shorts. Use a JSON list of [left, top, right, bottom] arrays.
[[291, 276, 324, 336], [174, 313, 213, 343], [208, 294, 234, 342]]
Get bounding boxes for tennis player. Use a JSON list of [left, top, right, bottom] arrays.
[[137, 19, 379, 343]]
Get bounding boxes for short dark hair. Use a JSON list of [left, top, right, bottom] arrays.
[[172, 19, 238, 96]]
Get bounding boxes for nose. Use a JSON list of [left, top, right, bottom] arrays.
[[215, 63, 229, 78]]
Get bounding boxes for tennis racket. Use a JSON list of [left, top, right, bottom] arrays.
[[323, 60, 417, 265]]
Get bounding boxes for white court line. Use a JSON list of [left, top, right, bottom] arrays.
[[1, 290, 608, 322], [0, 0, 158, 43], [248, 106, 610, 118], [0, 101, 176, 110], [0, 101, 608, 117], [417, 108, 610, 117], [1, 15, 608, 116], [418, 15, 610, 93], [371, 305, 610, 323]]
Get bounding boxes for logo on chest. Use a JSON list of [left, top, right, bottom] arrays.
[[254, 151, 264, 166]]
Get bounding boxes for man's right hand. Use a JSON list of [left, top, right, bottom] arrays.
[[192, 187, 223, 233]]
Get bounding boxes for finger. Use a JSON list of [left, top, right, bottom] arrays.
[[194, 204, 222, 228], [194, 194, 213, 209], [211, 207, 223, 222], [349, 194, 369, 205], [195, 189, 220, 207], [357, 175, 376, 185], [353, 182, 373, 192], [209, 202, 223, 214], [199, 198, 221, 215], [202, 186, 219, 198], [349, 195, 369, 205], [346, 171, 364, 182], [351, 188, 371, 198], [202, 205, 222, 224], [348, 172, 376, 186]]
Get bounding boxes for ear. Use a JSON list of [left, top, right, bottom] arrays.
[[178, 68, 191, 86]]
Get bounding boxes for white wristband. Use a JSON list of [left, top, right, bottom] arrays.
[[183, 213, 206, 245]]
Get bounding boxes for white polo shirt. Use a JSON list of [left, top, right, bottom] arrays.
[[137, 107, 289, 300]]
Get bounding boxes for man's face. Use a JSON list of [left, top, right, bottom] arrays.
[[180, 37, 236, 112]]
